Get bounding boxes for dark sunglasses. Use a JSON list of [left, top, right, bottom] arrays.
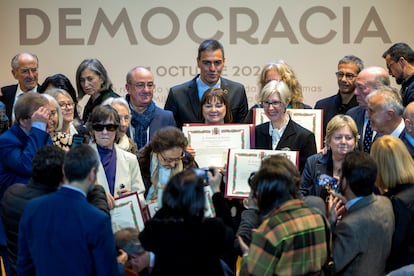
[[92, 124, 119, 132]]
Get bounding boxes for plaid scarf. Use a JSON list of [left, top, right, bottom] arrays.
[[130, 101, 156, 149]]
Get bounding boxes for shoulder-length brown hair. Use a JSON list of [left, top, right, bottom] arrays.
[[199, 88, 233, 123]]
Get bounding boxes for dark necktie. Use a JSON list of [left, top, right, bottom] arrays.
[[363, 120, 373, 153]]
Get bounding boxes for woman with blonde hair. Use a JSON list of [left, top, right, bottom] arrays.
[[244, 60, 310, 123], [370, 135, 414, 273], [301, 114, 359, 199], [258, 61, 309, 108]]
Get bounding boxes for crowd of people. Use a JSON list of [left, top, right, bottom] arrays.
[[0, 39, 414, 275]]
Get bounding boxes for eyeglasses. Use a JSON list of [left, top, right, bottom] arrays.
[[158, 151, 185, 163], [262, 101, 282, 108], [335, 72, 356, 80], [58, 102, 74, 109], [131, 82, 154, 89], [92, 124, 119, 132], [386, 61, 397, 70]]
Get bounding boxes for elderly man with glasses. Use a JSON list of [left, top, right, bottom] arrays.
[[125, 66, 176, 150]]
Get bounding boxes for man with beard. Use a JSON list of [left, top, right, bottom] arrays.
[[383, 42, 414, 106], [315, 55, 364, 137], [17, 144, 123, 276]]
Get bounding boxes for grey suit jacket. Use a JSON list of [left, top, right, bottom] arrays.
[[165, 75, 248, 127], [333, 194, 394, 275]]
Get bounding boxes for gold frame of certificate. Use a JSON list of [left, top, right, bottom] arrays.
[[110, 192, 146, 233], [225, 149, 299, 199], [253, 108, 323, 150], [182, 123, 254, 168]]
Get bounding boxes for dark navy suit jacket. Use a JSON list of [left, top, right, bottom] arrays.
[[0, 124, 52, 199], [17, 187, 121, 276], [165, 75, 248, 128], [0, 84, 40, 123], [314, 92, 358, 138], [346, 106, 366, 151]]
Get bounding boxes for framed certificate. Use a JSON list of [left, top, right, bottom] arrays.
[[146, 186, 216, 219], [225, 149, 298, 199], [253, 108, 323, 150], [183, 124, 254, 168], [147, 202, 159, 219], [110, 192, 145, 233]]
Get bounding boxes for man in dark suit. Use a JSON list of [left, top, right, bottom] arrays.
[[125, 66, 176, 150], [1, 145, 111, 276], [314, 55, 364, 137], [0, 53, 40, 124], [366, 86, 405, 138], [346, 66, 390, 151], [402, 102, 414, 158], [328, 151, 394, 275], [0, 93, 51, 198], [17, 144, 123, 275], [0, 93, 51, 275], [382, 42, 414, 106], [164, 39, 248, 128]]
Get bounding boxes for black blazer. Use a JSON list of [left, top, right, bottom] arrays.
[[0, 84, 40, 123], [0, 84, 18, 122], [255, 119, 317, 172], [346, 106, 365, 151], [165, 75, 248, 128]]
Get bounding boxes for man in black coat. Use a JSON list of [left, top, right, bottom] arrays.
[[0, 145, 109, 276], [165, 39, 248, 128], [0, 53, 40, 124]]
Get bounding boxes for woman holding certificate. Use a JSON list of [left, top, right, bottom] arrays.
[[254, 80, 316, 172], [138, 126, 196, 204], [185, 87, 234, 158], [87, 105, 146, 208], [139, 168, 234, 276]]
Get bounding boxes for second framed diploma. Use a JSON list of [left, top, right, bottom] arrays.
[[225, 149, 298, 199], [110, 192, 146, 233]]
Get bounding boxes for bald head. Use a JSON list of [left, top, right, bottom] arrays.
[[11, 53, 39, 92], [355, 66, 390, 109], [126, 66, 153, 84], [125, 66, 155, 112]]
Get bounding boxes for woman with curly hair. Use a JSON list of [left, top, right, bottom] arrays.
[[244, 60, 310, 123]]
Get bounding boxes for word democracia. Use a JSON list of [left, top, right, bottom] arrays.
[[19, 6, 391, 45]]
